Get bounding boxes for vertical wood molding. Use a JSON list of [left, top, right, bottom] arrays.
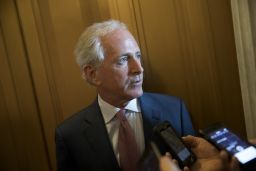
[[231, 0, 256, 138], [33, 0, 66, 122], [15, 0, 64, 170], [0, 21, 26, 171], [96, 0, 111, 20], [108, 0, 120, 19], [249, 0, 256, 59], [172, 0, 206, 125], [131, 0, 152, 89], [107, 0, 138, 38]]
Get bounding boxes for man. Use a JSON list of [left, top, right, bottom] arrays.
[[55, 20, 194, 171], [159, 136, 240, 171]]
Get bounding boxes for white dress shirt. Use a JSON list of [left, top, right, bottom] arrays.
[[98, 95, 145, 163]]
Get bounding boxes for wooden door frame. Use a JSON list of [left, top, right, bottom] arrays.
[[231, 0, 256, 138]]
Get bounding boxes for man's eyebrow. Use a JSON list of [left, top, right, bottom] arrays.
[[117, 53, 129, 58], [117, 51, 141, 58]]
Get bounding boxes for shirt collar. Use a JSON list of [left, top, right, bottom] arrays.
[[98, 95, 141, 124], [125, 98, 141, 113]]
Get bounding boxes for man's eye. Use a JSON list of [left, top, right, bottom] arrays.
[[136, 54, 141, 59], [117, 56, 128, 65]]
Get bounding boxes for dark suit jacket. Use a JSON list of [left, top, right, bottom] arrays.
[[55, 92, 194, 171]]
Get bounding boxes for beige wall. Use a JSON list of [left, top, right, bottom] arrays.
[[0, 0, 245, 170]]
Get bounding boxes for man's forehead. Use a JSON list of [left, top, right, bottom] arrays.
[[101, 28, 131, 42], [101, 29, 139, 54]]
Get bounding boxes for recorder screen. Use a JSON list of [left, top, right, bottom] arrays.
[[208, 128, 256, 164]]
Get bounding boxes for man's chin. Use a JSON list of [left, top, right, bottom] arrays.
[[129, 89, 143, 99]]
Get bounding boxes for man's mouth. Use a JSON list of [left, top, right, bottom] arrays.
[[130, 76, 143, 85]]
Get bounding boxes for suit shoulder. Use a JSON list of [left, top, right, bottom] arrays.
[[56, 101, 97, 135], [142, 92, 182, 104], [55, 108, 85, 135], [57, 108, 86, 127]]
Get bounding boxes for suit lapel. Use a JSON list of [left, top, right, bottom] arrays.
[[81, 100, 120, 170], [139, 95, 162, 146]]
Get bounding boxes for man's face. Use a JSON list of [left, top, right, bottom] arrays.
[[95, 28, 144, 107]]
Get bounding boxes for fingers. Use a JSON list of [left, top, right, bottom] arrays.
[[159, 155, 182, 171], [219, 150, 241, 171], [164, 152, 179, 166], [163, 152, 190, 171], [249, 138, 256, 145], [183, 166, 191, 171], [229, 156, 240, 171], [219, 150, 229, 162], [172, 159, 178, 165], [165, 152, 172, 158], [183, 136, 219, 158], [159, 156, 172, 171], [182, 135, 198, 148]]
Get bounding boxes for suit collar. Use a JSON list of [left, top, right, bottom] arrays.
[[139, 94, 161, 122], [138, 94, 162, 146]]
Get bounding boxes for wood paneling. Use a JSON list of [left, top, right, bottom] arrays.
[[12, 0, 109, 170], [0, 22, 22, 171], [0, 0, 49, 170]]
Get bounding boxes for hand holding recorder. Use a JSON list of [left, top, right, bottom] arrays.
[[157, 136, 240, 171], [153, 121, 241, 171], [200, 123, 256, 171], [183, 135, 240, 171]]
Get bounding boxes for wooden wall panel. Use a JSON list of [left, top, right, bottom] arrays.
[[13, 0, 111, 170], [108, 0, 139, 38], [249, 0, 256, 47], [33, 0, 96, 120], [0, 0, 49, 170], [205, 0, 244, 135], [1, 0, 112, 170], [15, 1, 60, 170], [79, 0, 110, 25], [0, 23, 22, 171]]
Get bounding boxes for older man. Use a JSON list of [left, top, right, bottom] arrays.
[[55, 20, 194, 171]]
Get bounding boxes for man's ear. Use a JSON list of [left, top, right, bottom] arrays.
[[82, 64, 101, 86]]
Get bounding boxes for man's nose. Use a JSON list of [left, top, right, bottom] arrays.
[[130, 57, 144, 74]]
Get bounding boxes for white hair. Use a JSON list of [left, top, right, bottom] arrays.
[[74, 19, 127, 69]]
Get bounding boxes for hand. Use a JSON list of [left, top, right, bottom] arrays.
[[219, 150, 240, 171], [249, 138, 256, 145], [182, 135, 219, 158], [159, 154, 181, 171], [182, 135, 240, 171]]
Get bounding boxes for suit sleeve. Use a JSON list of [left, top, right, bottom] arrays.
[[180, 100, 195, 136], [55, 128, 75, 171]]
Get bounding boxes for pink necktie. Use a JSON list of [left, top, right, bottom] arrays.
[[116, 109, 140, 171]]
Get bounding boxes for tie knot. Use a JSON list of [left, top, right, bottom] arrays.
[[116, 109, 126, 121]]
